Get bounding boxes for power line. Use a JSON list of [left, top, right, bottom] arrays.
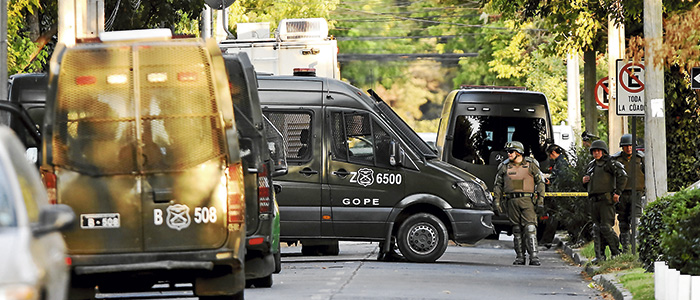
[[338, 53, 477, 62], [335, 34, 477, 41]]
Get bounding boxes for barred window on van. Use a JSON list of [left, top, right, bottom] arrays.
[[263, 111, 312, 161]]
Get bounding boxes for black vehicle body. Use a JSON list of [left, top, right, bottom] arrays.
[[41, 37, 246, 299], [222, 53, 287, 287], [436, 86, 554, 236], [1, 73, 48, 157], [258, 74, 494, 263]]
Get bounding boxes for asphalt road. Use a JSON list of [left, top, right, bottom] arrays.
[[97, 235, 603, 300]]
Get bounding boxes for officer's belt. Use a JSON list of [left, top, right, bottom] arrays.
[[506, 192, 534, 198]]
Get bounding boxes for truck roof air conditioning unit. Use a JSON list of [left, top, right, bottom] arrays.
[[278, 18, 328, 41]]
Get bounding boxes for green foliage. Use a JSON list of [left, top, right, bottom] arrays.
[[660, 188, 700, 275], [105, 0, 205, 31], [227, 0, 338, 33], [618, 269, 654, 300], [7, 0, 47, 74], [664, 67, 700, 191], [549, 146, 593, 244], [639, 188, 700, 275], [638, 196, 670, 272]]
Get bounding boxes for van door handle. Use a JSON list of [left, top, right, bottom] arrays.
[[332, 169, 350, 178], [299, 168, 319, 176]]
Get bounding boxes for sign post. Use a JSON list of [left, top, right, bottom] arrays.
[[615, 60, 645, 254]]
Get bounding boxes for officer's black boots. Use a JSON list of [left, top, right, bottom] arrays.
[[591, 224, 606, 265], [512, 228, 526, 265]]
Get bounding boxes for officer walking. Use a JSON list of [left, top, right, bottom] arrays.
[[582, 140, 628, 264], [611, 134, 644, 252], [494, 141, 546, 266]]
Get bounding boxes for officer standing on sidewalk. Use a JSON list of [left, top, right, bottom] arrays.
[[540, 144, 569, 249], [611, 134, 645, 253], [494, 141, 546, 266], [582, 140, 628, 264]]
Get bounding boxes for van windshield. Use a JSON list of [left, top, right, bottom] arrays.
[[451, 115, 548, 165], [51, 44, 226, 175]]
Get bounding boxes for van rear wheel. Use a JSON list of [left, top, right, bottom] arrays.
[[397, 213, 448, 263]]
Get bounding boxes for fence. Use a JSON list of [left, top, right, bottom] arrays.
[[655, 261, 700, 300]]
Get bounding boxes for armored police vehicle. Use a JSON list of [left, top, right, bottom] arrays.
[[258, 71, 494, 263], [435, 86, 554, 236], [1, 73, 47, 163], [223, 52, 287, 288], [42, 31, 246, 299]]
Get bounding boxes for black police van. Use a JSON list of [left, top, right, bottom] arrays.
[[0, 73, 47, 160], [222, 52, 287, 288], [258, 71, 494, 263], [435, 86, 554, 236]]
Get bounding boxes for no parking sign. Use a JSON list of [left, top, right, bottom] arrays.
[[616, 60, 645, 116]]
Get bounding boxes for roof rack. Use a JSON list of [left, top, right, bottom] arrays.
[[459, 85, 527, 90]]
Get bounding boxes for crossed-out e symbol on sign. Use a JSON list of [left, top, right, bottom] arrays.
[[619, 63, 645, 93]]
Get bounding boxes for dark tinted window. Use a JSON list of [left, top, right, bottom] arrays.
[[451, 115, 548, 165], [331, 111, 392, 168], [264, 111, 312, 161]]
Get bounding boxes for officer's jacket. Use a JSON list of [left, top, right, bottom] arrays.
[[584, 155, 628, 195], [611, 151, 645, 191], [494, 157, 546, 205]]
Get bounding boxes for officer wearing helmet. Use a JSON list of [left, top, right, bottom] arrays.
[[582, 140, 628, 264], [493, 141, 546, 266], [611, 134, 645, 252]]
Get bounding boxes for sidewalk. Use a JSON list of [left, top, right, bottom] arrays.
[[555, 236, 634, 300]]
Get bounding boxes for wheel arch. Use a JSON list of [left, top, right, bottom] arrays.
[[382, 193, 454, 250]]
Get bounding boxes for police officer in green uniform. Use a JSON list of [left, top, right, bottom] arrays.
[[494, 141, 546, 266], [611, 134, 644, 252], [582, 140, 628, 264]]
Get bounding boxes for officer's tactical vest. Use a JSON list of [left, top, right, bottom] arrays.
[[615, 153, 644, 191], [588, 160, 615, 194], [504, 161, 535, 193]]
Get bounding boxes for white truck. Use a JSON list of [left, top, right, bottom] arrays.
[[219, 18, 340, 79]]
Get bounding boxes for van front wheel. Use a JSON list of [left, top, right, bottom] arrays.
[[397, 213, 448, 263]]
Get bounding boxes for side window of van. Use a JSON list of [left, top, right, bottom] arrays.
[[263, 111, 313, 162], [452, 115, 549, 165], [330, 111, 392, 168]]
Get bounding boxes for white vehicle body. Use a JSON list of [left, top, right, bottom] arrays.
[[220, 18, 340, 79], [552, 122, 574, 153]]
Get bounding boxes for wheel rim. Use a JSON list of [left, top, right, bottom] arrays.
[[406, 222, 438, 254]]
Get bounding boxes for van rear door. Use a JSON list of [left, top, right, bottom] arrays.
[[49, 41, 230, 253]]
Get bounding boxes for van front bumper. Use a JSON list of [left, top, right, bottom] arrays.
[[448, 209, 494, 244]]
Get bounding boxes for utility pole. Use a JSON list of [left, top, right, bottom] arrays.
[[58, 0, 103, 46], [608, 17, 626, 149], [643, 0, 667, 201], [567, 51, 582, 143]]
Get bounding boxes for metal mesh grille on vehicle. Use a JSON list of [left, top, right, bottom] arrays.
[[263, 111, 311, 160], [330, 112, 347, 161], [52, 42, 225, 174]]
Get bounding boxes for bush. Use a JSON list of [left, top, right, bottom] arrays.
[[638, 188, 700, 275], [660, 188, 700, 275], [550, 146, 593, 245], [638, 197, 670, 272]]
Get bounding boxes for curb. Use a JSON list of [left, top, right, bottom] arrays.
[[556, 237, 633, 300]]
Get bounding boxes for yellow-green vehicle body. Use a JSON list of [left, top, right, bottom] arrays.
[[41, 35, 246, 299]]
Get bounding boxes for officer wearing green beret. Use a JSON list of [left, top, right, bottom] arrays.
[[494, 141, 546, 266], [582, 140, 628, 264]]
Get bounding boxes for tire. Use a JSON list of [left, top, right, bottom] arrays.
[[396, 213, 448, 263], [250, 274, 273, 288], [320, 241, 340, 256], [273, 250, 282, 274]]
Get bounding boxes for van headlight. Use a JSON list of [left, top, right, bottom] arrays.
[[455, 181, 493, 209]]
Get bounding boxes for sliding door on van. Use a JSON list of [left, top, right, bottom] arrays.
[[326, 109, 404, 239], [264, 109, 323, 238]]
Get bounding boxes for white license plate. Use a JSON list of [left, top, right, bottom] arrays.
[[80, 213, 120, 229]]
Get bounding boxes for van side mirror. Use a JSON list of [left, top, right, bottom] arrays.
[[32, 204, 75, 237], [390, 140, 404, 166]]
